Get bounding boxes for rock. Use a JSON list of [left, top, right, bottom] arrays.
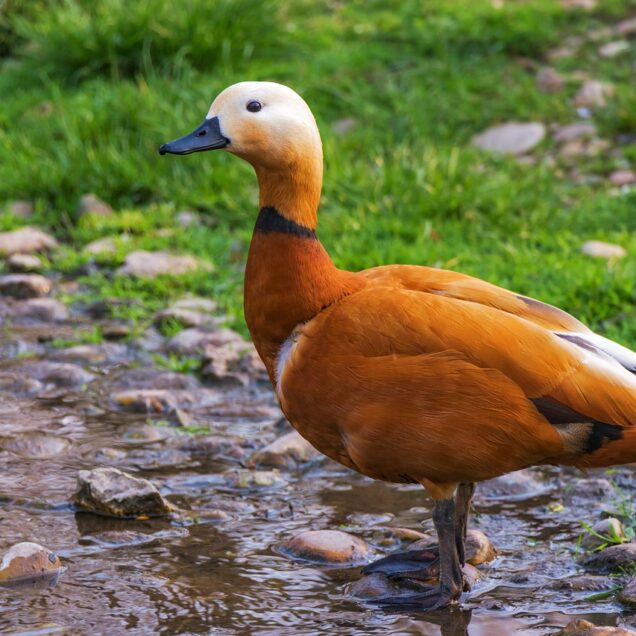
[[78, 193, 112, 217], [15, 361, 94, 388], [247, 430, 320, 470], [333, 118, 357, 135], [83, 236, 120, 255], [574, 81, 615, 108], [551, 575, 615, 592], [581, 240, 626, 260], [618, 578, 636, 607], [561, 0, 595, 7], [556, 619, 636, 635], [50, 343, 128, 365], [72, 467, 172, 517], [478, 468, 545, 500], [581, 518, 627, 551], [202, 340, 267, 386], [223, 469, 287, 491], [609, 170, 636, 187], [110, 368, 200, 391], [155, 308, 211, 330], [0, 227, 57, 256], [281, 530, 370, 565], [0, 274, 52, 298], [536, 67, 564, 93], [110, 389, 191, 413], [583, 542, 636, 572], [117, 250, 201, 279], [554, 122, 597, 144], [6, 200, 33, 219], [6, 253, 42, 272], [10, 298, 68, 322], [175, 211, 200, 227], [0, 542, 63, 585], [101, 321, 131, 340], [598, 41, 630, 58], [172, 297, 218, 314], [464, 529, 497, 565], [472, 122, 545, 155], [1, 432, 70, 458], [349, 572, 425, 601], [167, 327, 244, 356], [616, 17, 636, 36]]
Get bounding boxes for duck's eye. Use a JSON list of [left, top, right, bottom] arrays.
[[246, 100, 262, 113]]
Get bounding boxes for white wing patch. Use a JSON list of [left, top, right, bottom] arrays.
[[275, 329, 300, 394], [556, 331, 636, 373]]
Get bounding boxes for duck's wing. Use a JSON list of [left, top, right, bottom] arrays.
[[363, 265, 636, 374], [282, 280, 636, 477]]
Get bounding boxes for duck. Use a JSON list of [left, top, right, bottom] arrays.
[[160, 81, 636, 609]]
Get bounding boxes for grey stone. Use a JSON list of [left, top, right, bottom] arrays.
[[1, 432, 70, 458], [247, 430, 319, 470], [175, 211, 200, 227], [78, 193, 112, 217], [583, 542, 636, 572], [117, 250, 200, 279], [581, 240, 626, 259], [598, 41, 630, 58], [0, 274, 52, 298], [553, 122, 597, 143], [6, 200, 33, 219], [167, 327, 245, 356], [6, 253, 42, 272], [618, 578, 636, 607], [83, 236, 120, 255], [15, 361, 94, 388], [72, 467, 172, 518], [609, 170, 636, 187], [581, 518, 626, 551], [574, 81, 615, 108], [472, 122, 546, 155], [10, 298, 68, 322], [536, 67, 564, 93], [0, 227, 57, 256], [223, 469, 287, 491]]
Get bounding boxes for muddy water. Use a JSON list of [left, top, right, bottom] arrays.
[[0, 326, 635, 635]]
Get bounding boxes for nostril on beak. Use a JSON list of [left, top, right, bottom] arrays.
[[196, 130, 207, 137]]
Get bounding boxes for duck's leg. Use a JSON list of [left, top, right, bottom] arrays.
[[372, 496, 464, 609], [362, 482, 474, 583], [455, 482, 475, 570]]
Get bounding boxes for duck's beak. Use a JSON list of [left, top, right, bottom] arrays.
[[159, 116, 229, 155]]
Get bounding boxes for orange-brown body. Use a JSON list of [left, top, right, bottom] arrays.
[[245, 230, 636, 500]]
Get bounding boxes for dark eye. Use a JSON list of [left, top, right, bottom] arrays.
[[246, 100, 262, 113]]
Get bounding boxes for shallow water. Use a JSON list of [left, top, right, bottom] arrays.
[[0, 325, 635, 635]]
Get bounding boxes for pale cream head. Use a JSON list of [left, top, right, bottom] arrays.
[[207, 81, 323, 171]]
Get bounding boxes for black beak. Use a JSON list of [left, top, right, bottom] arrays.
[[159, 116, 229, 155]]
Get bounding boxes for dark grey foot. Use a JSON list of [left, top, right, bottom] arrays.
[[362, 546, 440, 581], [372, 582, 460, 610]]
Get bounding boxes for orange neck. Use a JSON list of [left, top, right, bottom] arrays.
[[254, 150, 322, 229], [244, 207, 364, 381]]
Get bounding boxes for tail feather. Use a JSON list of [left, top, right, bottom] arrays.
[[562, 427, 636, 468]]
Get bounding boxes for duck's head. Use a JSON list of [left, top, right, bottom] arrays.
[[160, 81, 321, 165], [160, 81, 323, 227]]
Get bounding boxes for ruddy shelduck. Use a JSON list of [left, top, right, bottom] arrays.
[[160, 81, 636, 609]]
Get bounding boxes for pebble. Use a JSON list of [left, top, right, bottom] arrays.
[[609, 170, 636, 187], [1, 432, 70, 458], [0, 274, 52, 298], [581, 240, 626, 260], [83, 236, 120, 255], [175, 211, 200, 227], [78, 193, 113, 217], [616, 17, 636, 36], [556, 619, 636, 635], [110, 368, 200, 391], [50, 342, 128, 366], [0, 227, 58, 256], [551, 574, 615, 592], [536, 67, 564, 93], [110, 389, 192, 413], [574, 81, 615, 108], [117, 250, 201, 279], [10, 298, 68, 322], [202, 341, 266, 386], [472, 122, 546, 155], [72, 467, 173, 517], [223, 469, 287, 491], [7, 253, 42, 272], [281, 530, 370, 565], [167, 327, 246, 356], [155, 307, 213, 330], [6, 200, 33, 219], [0, 542, 63, 585], [598, 41, 630, 58], [581, 517, 626, 551], [247, 430, 319, 470], [583, 542, 636, 572], [477, 468, 545, 501], [553, 122, 597, 144], [464, 529, 497, 565], [15, 360, 94, 388], [561, 0, 596, 9], [618, 578, 636, 607]]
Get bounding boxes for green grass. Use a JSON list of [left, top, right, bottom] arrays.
[[1, 0, 636, 342]]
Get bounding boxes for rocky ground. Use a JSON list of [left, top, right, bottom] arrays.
[[0, 223, 635, 635]]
